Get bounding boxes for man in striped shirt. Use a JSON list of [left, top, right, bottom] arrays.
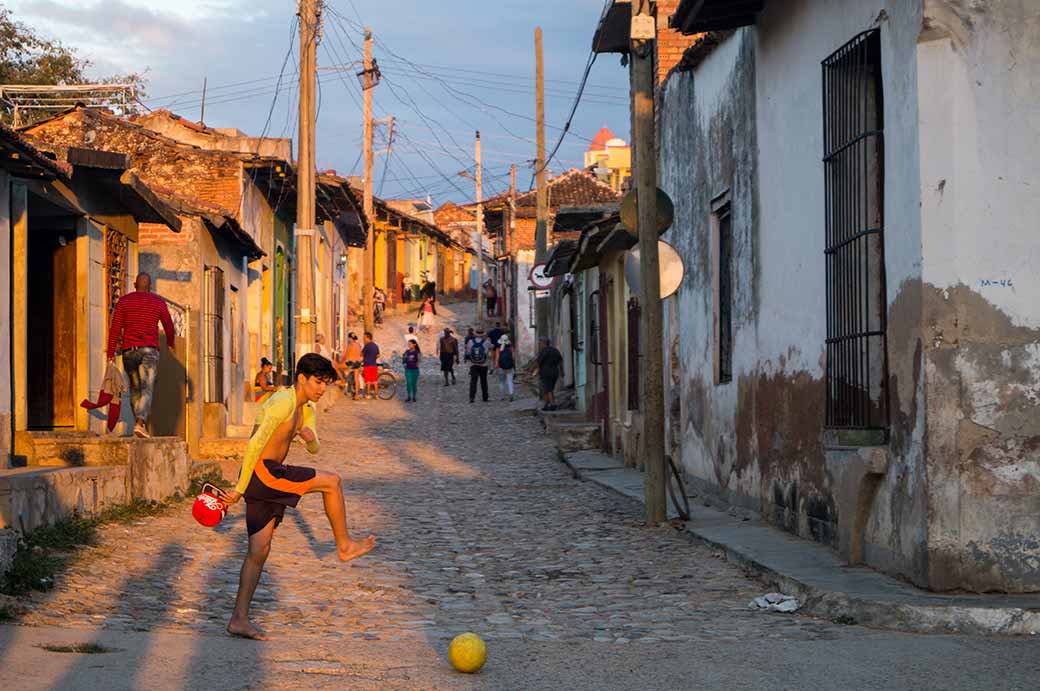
[[106, 273, 176, 438]]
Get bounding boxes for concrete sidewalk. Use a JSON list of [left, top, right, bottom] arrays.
[[562, 450, 1040, 636]]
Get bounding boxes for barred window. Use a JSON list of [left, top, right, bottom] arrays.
[[822, 29, 889, 432], [627, 297, 640, 411], [711, 194, 733, 385], [204, 266, 225, 404]]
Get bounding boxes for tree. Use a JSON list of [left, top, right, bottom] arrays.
[[0, 8, 146, 125]]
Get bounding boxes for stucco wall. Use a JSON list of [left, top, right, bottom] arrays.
[[0, 172, 9, 467], [659, 0, 1040, 591], [914, 0, 1040, 591]]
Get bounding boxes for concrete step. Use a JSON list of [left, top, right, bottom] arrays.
[[190, 460, 239, 486], [225, 424, 253, 439], [197, 438, 248, 462], [551, 422, 603, 452]]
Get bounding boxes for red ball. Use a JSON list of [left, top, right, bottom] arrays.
[[192, 491, 227, 527]]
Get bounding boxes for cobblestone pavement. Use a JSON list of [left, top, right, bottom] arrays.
[[18, 302, 854, 648]]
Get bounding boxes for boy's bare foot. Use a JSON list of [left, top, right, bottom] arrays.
[[227, 618, 268, 640], [337, 535, 376, 563]]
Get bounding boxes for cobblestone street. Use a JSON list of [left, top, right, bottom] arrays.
[[3, 305, 1039, 690]]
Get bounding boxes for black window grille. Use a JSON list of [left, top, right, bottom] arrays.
[[715, 202, 733, 384], [588, 289, 601, 366], [822, 29, 889, 431], [204, 266, 225, 404], [627, 297, 641, 411]]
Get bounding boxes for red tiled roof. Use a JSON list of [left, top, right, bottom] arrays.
[[515, 168, 620, 213]]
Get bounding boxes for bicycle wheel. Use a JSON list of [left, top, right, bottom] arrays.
[[377, 372, 397, 400], [666, 455, 691, 522]]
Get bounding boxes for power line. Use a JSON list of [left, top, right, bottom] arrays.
[[530, 48, 599, 188]]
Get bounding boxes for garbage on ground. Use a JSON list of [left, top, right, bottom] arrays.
[[749, 592, 800, 613]]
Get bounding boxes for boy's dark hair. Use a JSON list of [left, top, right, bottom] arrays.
[[364, 331, 373, 340], [295, 353, 338, 383]]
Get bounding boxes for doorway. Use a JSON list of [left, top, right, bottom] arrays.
[[26, 219, 78, 429]]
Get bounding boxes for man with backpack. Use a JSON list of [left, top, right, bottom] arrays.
[[466, 327, 491, 403]]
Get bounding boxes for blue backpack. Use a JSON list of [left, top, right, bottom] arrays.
[[498, 347, 514, 370], [470, 338, 488, 365]]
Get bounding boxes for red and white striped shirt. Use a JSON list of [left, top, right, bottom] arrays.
[[106, 291, 176, 358]]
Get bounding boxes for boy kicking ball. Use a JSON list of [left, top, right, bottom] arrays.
[[222, 353, 376, 640]]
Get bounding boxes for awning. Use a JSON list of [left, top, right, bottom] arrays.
[[670, 0, 766, 34], [544, 239, 579, 277], [593, 0, 633, 54], [570, 222, 617, 272]]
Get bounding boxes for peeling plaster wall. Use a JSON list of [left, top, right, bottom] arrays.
[[659, 0, 1040, 591], [916, 0, 1040, 591]]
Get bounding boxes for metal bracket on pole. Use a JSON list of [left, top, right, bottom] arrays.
[[294, 227, 315, 237]]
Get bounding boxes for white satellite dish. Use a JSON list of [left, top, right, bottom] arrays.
[[624, 240, 685, 299]]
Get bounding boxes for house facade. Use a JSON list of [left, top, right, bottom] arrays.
[[643, 0, 1039, 592]]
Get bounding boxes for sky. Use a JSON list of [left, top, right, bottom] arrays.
[[5, 0, 632, 203]]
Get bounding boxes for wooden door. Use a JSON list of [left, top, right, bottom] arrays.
[[28, 231, 77, 428]]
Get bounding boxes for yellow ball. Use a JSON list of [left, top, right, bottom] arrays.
[[448, 632, 487, 674]]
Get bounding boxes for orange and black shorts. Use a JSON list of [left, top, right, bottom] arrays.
[[243, 459, 317, 535]]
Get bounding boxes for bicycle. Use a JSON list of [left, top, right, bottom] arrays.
[[666, 455, 691, 522], [344, 362, 397, 400]]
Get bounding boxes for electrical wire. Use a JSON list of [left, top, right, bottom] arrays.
[[529, 49, 599, 188]]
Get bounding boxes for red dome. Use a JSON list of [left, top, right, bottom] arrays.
[[588, 126, 615, 152]]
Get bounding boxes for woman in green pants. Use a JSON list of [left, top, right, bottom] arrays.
[[402, 337, 421, 402]]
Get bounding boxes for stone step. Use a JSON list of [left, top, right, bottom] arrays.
[[552, 422, 603, 452], [197, 438, 248, 462], [190, 460, 240, 486]]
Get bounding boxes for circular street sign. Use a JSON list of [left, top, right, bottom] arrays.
[[528, 263, 556, 289]]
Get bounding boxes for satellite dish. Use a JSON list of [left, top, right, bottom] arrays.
[[620, 187, 674, 236], [624, 240, 685, 299]]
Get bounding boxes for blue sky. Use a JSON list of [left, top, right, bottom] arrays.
[[7, 0, 631, 202]]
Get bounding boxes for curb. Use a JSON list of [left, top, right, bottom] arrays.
[[560, 452, 1040, 636]]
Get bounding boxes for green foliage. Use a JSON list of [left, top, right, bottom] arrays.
[[0, 8, 148, 125], [0, 7, 86, 85]]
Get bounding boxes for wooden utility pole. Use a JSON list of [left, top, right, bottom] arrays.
[[295, 0, 319, 360], [200, 77, 207, 124], [631, 0, 666, 523], [362, 28, 375, 333], [475, 131, 484, 321], [508, 163, 517, 324], [534, 27, 548, 341]]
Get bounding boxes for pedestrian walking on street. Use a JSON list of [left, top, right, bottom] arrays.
[[467, 327, 491, 403], [437, 328, 459, 386], [402, 338, 421, 402], [533, 335, 564, 411], [497, 334, 515, 401], [313, 333, 334, 361], [106, 273, 176, 438], [487, 321, 505, 368], [373, 287, 387, 325], [463, 327, 476, 362], [361, 332, 380, 400], [343, 332, 364, 400], [483, 280, 498, 317], [417, 297, 434, 332], [221, 354, 376, 641]]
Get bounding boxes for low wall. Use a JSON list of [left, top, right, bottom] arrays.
[[0, 466, 129, 533]]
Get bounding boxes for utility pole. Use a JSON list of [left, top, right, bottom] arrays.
[[362, 28, 375, 333], [295, 0, 319, 360], [508, 162, 517, 325], [534, 27, 548, 341], [631, 0, 665, 524], [475, 131, 484, 321], [200, 77, 207, 124]]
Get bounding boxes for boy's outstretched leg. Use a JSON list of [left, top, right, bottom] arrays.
[[310, 470, 376, 562], [228, 518, 276, 640]]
